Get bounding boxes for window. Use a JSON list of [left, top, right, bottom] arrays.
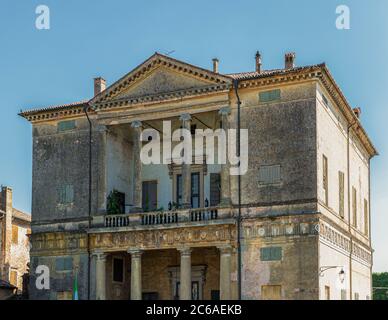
[[258, 165, 281, 185], [341, 289, 347, 300], [175, 281, 201, 300], [260, 247, 282, 261], [176, 173, 201, 208], [56, 257, 73, 272], [142, 181, 157, 212], [352, 187, 357, 228], [259, 89, 281, 103], [364, 199, 369, 235], [12, 225, 18, 244], [323, 155, 328, 206], [210, 173, 221, 206], [325, 286, 330, 300], [176, 174, 183, 206], [58, 184, 74, 205], [57, 120, 76, 132], [339, 171, 345, 218], [261, 285, 282, 300], [113, 258, 124, 283], [191, 173, 200, 208]]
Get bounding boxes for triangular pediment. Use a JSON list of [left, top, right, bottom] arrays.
[[115, 66, 214, 100], [90, 53, 232, 107]]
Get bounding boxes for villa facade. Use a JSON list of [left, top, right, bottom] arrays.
[[20, 52, 377, 300]]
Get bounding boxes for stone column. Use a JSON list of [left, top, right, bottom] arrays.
[[128, 249, 143, 300], [179, 113, 192, 208], [218, 245, 232, 300], [219, 107, 231, 206], [178, 247, 192, 300], [131, 120, 143, 212], [95, 253, 107, 300]]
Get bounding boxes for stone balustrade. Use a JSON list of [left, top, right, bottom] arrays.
[[101, 206, 229, 228]]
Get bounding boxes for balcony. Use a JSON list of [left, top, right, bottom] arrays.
[[96, 206, 232, 229]]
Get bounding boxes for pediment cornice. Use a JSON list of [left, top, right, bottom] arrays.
[[90, 53, 232, 108]]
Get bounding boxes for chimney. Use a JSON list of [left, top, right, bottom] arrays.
[[212, 58, 219, 73], [353, 107, 361, 119], [0, 186, 12, 214], [94, 77, 106, 96], [285, 52, 296, 69], [0, 186, 13, 277], [255, 51, 262, 73]]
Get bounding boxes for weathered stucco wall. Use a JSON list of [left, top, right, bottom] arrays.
[[230, 82, 317, 208]]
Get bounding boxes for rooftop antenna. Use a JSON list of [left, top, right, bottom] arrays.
[[164, 50, 176, 56]]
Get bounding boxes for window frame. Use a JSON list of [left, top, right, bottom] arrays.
[[259, 89, 281, 103], [352, 186, 357, 228], [57, 120, 76, 132], [258, 165, 281, 185], [323, 155, 328, 206], [338, 171, 345, 218]]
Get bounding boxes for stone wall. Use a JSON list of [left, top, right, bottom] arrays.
[[230, 83, 317, 208]]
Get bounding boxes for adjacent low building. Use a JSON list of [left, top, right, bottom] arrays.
[[20, 52, 377, 300], [0, 186, 31, 295]]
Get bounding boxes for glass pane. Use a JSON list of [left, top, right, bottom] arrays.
[[176, 175, 182, 205], [191, 173, 199, 195], [191, 196, 200, 209]]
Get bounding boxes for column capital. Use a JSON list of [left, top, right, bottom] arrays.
[[217, 245, 233, 255], [131, 120, 142, 128], [218, 106, 231, 116], [93, 252, 108, 261], [128, 248, 143, 258], [179, 113, 191, 122], [177, 247, 192, 256]]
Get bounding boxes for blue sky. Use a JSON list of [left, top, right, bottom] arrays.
[[0, 0, 387, 271]]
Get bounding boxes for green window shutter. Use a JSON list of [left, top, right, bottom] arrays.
[[270, 247, 282, 260], [260, 248, 271, 261], [259, 89, 281, 103], [64, 257, 73, 270], [58, 185, 74, 204], [56, 257, 73, 271], [261, 247, 282, 261], [65, 185, 74, 203], [58, 120, 76, 132], [56, 257, 64, 271]]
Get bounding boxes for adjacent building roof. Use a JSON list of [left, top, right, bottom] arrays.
[[227, 64, 324, 80], [12, 208, 31, 223], [18, 100, 89, 120]]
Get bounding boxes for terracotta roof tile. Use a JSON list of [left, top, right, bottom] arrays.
[[226, 64, 325, 80], [19, 100, 89, 117]]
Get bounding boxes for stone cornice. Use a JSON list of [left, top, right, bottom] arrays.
[[93, 84, 230, 111], [90, 52, 232, 106], [19, 102, 91, 123], [233, 64, 377, 158]]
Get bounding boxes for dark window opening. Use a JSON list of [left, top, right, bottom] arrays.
[[142, 181, 157, 211], [113, 258, 124, 282]]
